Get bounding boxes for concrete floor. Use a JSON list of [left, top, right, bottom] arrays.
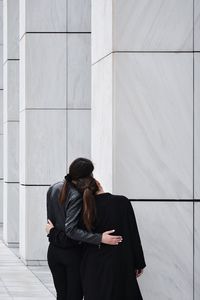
[[0, 225, 56, 299]]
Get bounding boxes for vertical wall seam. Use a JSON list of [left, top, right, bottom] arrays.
[[193, 1, 195, 299]]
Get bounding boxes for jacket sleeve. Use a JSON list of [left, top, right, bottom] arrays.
[[46, 186, 54, 223], [127, 200, 146, 269], [47, 227, 79, 249], [65, 194, 102, 245]]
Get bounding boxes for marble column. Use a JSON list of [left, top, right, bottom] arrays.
[[0, 0, 3, 224], [194, 1, 200, 298], [92, 0, 197, 299], [3, 0, 19, 246], [19, 0, 91, 264]]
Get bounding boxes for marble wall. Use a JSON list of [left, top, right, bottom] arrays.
[[92, 0, 199, 299], [0, 0, 2, 224], [1, 1, 199, 298], [19, 0, 91, 264], [3, 0, 19, 246]]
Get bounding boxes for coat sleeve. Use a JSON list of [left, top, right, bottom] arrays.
[[127, 200, 146, 269], [64, 194, 102, 245], [47, 227, 79, 248]]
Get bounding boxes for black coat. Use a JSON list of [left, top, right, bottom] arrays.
[[81, 193, 146, 300]]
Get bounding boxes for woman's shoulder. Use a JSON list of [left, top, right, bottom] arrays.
[[48, 181, 64, 195], [110, 194, 130, 205]]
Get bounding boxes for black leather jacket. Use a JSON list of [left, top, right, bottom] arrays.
[[46, 181, 102, 248]]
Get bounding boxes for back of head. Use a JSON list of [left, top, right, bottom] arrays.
[[59, 157, 98, 231], [69, 157, 94, 180]]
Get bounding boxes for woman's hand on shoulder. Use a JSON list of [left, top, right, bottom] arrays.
[[101, 230, 123, 245], [45, 219, 54, 234]]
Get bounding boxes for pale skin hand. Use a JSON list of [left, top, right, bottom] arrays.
[[135, 269, 144, 278], [45, 219, 122, 245], [46, 219, 54, 234]]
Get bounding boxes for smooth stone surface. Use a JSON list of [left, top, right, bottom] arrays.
[[0, 0, 2, 44], [0, 45, 2, 88], [3, 60, 19, 121], [67, 109, 91, 164], [3, 0, 19, 61], [92, 54, 113, 192], [20, 110, 66, 185], [194, 54, 200, 199], [20, 34, 67, 110], [114, 0, 193, 52], [0, 235, 55, 298], [92, 0, 112, 64], [20, 0, 66, 37], [19, 185, 50, 261], [67, 0, 91, 32], [0, 134, 2, 178], [194, 0, 200, 50], [195, 202, 200, 299], [0, 181, 3, 223], [92, 0, 193, 63], [67, 34, 91, 109], [0, 90, 2, 133], [3, 121, 19, 182], [114, 53, 193, 199], [133, 201, 193, 300], [3, 182, 19, 244]]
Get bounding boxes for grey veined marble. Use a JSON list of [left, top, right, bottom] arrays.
[[195, 202, 200, 300], [114, 52, 193, 199], [133, 202, 193, 300]]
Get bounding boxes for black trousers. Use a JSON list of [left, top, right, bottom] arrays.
[[47, 244, 83, 300]]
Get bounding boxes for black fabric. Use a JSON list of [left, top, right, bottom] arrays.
[[47, 190, 146, 300], [47, 243, 83, 300], [80, 193, 146, 300]]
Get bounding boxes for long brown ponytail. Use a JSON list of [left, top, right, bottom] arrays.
[[59, 158, 98, 230], [75, 177, 99, 231]]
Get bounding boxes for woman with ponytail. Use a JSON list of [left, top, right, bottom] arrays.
[[46, 158, 122, 300], [46, 158, 146, 300]]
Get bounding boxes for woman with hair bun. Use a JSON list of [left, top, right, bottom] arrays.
[[46, 157, 122, 300]]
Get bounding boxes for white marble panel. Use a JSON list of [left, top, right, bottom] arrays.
[[20, 34, 67, 110], [194, 0, 200, 51], [92, 54, 113, 192], [0, 180, 3, 223], [3, 0, 19, 60], [195, 202, 200, 299], [3, 121, 19, 182], [0, 134, 2, 178], [0, 90, 3, 133], [114, 0, 193, 51], [0, 1, 3, 44], [0, 45, 3, 88], [92, 0, 112, 64], [3, 182, 19, 245], [20, 110, 67, 185], [133, 201, 193, 300], [68, 34, 91, 109], [67, 109, 91, 165], [67, 0, 91, 32], [3, 0, 7, 63], [20, 0, 67, 38], [3, 60, 19, 121], [114, 53, 193, 199], [194, 54, 200, 199], [19, 185, 49, 262]]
